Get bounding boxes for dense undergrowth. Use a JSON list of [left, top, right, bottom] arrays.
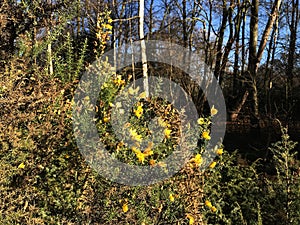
[[1, 14, 300, 225]]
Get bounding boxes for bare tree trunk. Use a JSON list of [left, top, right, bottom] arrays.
[[199, 0, 213, 71], [248, 0, 282, 117], [286, 0, 299, 108], [264, 11, 279, 115], [233, 0, 242, 95], [219, 0, 235, 86], [248, 0, 259, 117], [129, 18, 136, 85], [241, 2, 247, 78], [182, 0, 188, 48], [139, 0, 149, 97], [149, 0, 154, 39], [257, 0, 282, 62], [214, 0, 228, 82]]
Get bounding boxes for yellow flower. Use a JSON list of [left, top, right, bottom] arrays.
[[205, 200, 212, 208], [209, 161, 217, 169], [122, 203, 129, 213], [186, 214, 195, 224], [129, 128, 142, 142], [216, 148, 223, 155], [202, 131, 211, 140], [211, 105, 218, 116], [197, 118, 205, 125], [103, 116, 110, 123], [193, 154, 202, 166], [169, 194, 175, 202], [136, 152, 145, 163], [132, 146, 152, 163], [134, 104, 143, 118], [211, 206, 217, 212], [103, 23, 113, 30], [114, 75, 125, 86], [164, 128, 172, 139], [18, 163, 25, 169]]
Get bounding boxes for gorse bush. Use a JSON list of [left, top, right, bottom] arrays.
[[264, 122, 300, 225], [1, 7, 300, 224], [0, 42, 224, 223], [200, 123, 299, 225]]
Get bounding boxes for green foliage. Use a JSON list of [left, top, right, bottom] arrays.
[[53, 32, 88, 83], [1, 3, 300, 224], [202, 150, 262, 224], [202, 123, 299, 225], [264, 122, 300, 224]]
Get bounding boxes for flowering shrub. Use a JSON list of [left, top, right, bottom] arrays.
[[1, 14, 299, 224]]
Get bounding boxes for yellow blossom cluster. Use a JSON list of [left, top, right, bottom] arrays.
[[134, 103, 143, 118], [94, 10, 113, 54], [191, 154, 202, 166], [129, 128, 142, 142], [164, 128, 172, 139], [113, 75, 125, 86], [169, 193, 175, 202], [103, 115, 110, 123], [205, 200, 217, 212], [209, 161, 217, 169], [122, 202, 128, 212], [216, 148, 223, 155], [18, 163, 25, 169], [202, 131, 211, 140], [197, 117, 205, 125], [186, 214, 195, 224], [131, 144, 153, 163]]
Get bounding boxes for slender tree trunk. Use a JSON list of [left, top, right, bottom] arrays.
[[139, 0, 149, 97], [248, 0, 259, 118], [286, 0, 299, 108], [264, 12, 279, 115], [129, 18, 136, 85], [241, 2, 247, 79], [220, 0, 235, 86], [233, 0, 242, 95], [149, 0, 154, 39], [248, 0, 259, 80], [182, 0, 188, 48], [257, 0, 282, 62], [248, 0, 282, 117], [214, 0, 228, 82]]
